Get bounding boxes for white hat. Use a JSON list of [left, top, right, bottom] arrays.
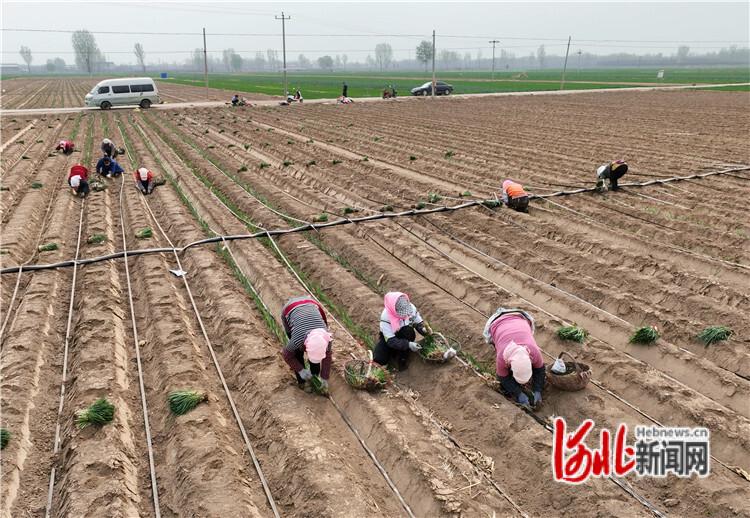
[[70, 175, 81, 188], [59, 140, 66, 147], [102, 138, 112, 145], [596, 165, 607, 177], [138, 167, 149, 180]]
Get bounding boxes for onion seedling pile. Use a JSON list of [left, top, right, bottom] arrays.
[[698, 326, 732, 346], [75, 398, 115, 429], [557, 325, 588, 343], [38, 242, 58, 252], [0, 428, 10, 450], [135, 227, 153, 239], [344, 360, 390, 391], [168, 390, 208, 415], [630, 325, 659, 344]]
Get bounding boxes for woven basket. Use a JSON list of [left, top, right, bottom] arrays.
[[546, 351, 592, 391], [344, 355, 391, 391], [418, 332, 460, 363]]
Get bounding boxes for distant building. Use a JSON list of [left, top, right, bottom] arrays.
[[0, 63, 23, 75]]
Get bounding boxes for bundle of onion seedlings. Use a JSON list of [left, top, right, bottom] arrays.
[[698, 326, 732, 346], [75, 398, 115, 429], [556, 325, 588, 343], [629, 325, 659, 344], [38, 242, 58, 252], [168, 390, 208, 415], [135, 227, 153, 239], [309, 376, 329, 396], [0, 428, 10, 450]]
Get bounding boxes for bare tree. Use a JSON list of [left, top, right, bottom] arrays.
[[19, 46, 32, 73], [676, 45, 690, 64], [375, 43, 393, 70], [298, 54, 310, 68], [230, 53, 243, 72], [266, 49, 279, 70], [72, 30, 100, 74], [190, 48, 204, 71], [134, 43, 146, 73], [416, 40, 433, 71], [341, 54, 348, 69], [222, 48, 235, 72]]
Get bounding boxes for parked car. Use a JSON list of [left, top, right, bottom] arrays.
[[410, 81, 454, 96], [84, 77, 160, 110]]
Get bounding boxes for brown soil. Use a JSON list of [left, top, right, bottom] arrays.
[[1, 88, 749, 517]]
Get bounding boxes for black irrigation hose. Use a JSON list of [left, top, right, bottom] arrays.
[[3, 166, 748, 275]]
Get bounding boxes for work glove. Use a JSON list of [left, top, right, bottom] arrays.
[[297, 368, 312, 381], [423, 322, 433, 335], [318, 378, 329, 396], [533, 391, 543, 407], [516, 393, 530, 407], [442, 347, 457, 360], [408, 341, 422, 352]]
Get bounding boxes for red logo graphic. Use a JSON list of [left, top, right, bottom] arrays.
[[552, 417, 635, 484]]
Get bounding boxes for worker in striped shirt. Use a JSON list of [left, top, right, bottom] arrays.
[[281, 296, 333, 394], [374, 291, 440, 370]]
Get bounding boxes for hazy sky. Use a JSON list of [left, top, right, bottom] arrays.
[[2, 1, 748, 66]]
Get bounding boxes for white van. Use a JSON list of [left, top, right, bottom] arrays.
[[84, 77, 160, 110]]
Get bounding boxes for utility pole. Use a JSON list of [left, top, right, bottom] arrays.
[[275, 11, 291, 97], [577, 49, 582, 74], [202, 28, 209, 99], [560, 36, 571, 90], [431, 30, 436, 99], [489, 40, 500, 79]]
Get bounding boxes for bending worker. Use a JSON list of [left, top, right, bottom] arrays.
[[134, 167, 155, 195], [55, 140, 75, 154], [101, 138, 119, 158], [96, 155, 124, 178], [501, 179, 529, 212], [484, 307, 545, 408], [281, 296, 333, 395], [374, 292, 434, 370], [67, 163, 90, 198], [596, 159, 628, 192]]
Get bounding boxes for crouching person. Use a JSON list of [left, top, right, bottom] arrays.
[[68, 163, 90, 198], [484, 308, 545, 408], [374, 291, 432, 370], [501, 179, 529, 212], [96, 155, 124, 178], [134, 167, 155, 195], [281, 296, 333, 395], [596, 159, 628, 192], [55, 140, 75, 154]]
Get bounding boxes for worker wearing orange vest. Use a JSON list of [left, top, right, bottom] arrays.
[[501, 180, 529, 212], [134, 167, 155, 195]]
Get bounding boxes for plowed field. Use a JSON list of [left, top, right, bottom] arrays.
[[0, 77, 267, 109], [1, 88, 749, 517]]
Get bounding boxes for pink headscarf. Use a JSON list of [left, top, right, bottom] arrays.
[[384, 291, 413, 332], [305, 328, 332, 363], [502, 342, 532, 384], [502, 180, 513, 191]]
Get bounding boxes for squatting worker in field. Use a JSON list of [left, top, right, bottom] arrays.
[[374, 292, 433, 370], [67, 163, 90, 198], [501, 179, 530, 212], [96, 156, 124, 178], [101, 138, 119, 158], [484, 308, 546, 408], [281, 296, 333, 394], [55, 140, 75, 154], [596, 159, 628, 192], [134, 167, 155, 195]]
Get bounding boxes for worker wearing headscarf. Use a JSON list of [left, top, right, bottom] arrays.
[[374, 292, 434, 370], [501, 179, 529, 212], [101, 138, 118, 158], [67, 163, 90, 198], [596, 159, 628, 192], [484, 308, 546, 408], [55, 140, 75, 154], [96, 155, 124, 178], [134, 167, 155, 195], [281, 296, 333, 394]]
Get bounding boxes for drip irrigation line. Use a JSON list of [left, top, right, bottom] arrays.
[[120, 117, 281, 516], [45, 195, 85, 518], [116, 176, 162, 517]]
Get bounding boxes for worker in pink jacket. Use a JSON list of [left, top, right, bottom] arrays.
[[484, 308, 546, 408]]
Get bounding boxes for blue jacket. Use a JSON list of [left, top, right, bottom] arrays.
[[96, 157, 124, 175]]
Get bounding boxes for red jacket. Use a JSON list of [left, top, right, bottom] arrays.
[[134, 169, 154, 182], [68, 164, 88, 182]]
